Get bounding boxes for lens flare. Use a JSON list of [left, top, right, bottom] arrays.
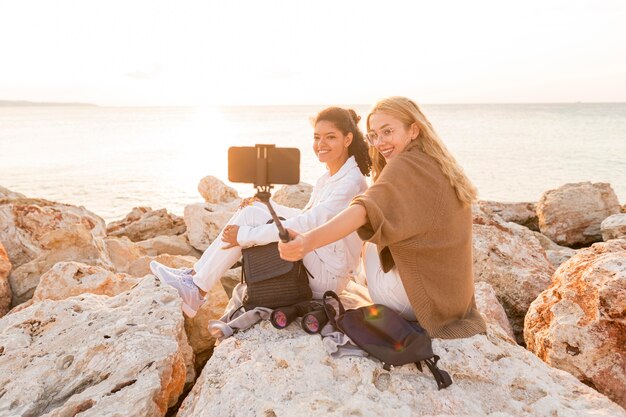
[[365, 305, 381, 320]]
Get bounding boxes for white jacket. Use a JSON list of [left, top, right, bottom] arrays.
[[237, 156, 368, 277]]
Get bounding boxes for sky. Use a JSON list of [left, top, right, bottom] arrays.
[[1, 0, 625, 106]]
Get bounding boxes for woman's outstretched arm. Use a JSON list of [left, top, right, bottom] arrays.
[[278, 204, 367, 261]]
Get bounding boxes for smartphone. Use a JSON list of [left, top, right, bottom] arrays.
[[228, 145, 300, 186]]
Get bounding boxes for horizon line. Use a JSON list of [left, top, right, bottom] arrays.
[[2, 99, 626, 108]]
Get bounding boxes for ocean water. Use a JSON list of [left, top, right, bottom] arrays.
[[1, 104, 625, 223]]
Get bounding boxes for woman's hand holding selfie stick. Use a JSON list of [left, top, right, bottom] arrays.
[[279, 204, 368, 261]]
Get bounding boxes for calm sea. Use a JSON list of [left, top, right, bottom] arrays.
[[1, 104, 625, 222]]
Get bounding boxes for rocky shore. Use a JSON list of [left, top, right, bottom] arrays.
[[0, 179, 624, 416]]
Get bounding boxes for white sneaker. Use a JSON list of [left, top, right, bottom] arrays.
[[150, 260, 193, 277], [154, 266, 205, 318]]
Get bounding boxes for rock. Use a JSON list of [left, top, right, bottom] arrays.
[[478, 200, 539, 231], [0, 277, 194, 416], [177, 322, 625, 417], [601, 213, 626, 241], [472, 206, 555, 342], [0, 198, 112, 305], [127, 254, 198, 278], [136, 234, 202, 258], [474, 281, 515, 341], [104, 236, 148, 273], [532, 231, 577, 268], [31, 261, 141, 303], [0, 243, 11, 317], [524, 239, 626, 408], [0, 185, 26, 199], [537, 182, 621, 247], [197, 176, 239, 204], [104, 237, 198, 278], [272, 182, 313, 209], [106, 207, 186, 242], [184, 280, 229, 373], [184, 202, 238, 251]]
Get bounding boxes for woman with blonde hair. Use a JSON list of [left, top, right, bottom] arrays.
[[279, 96, 486, 339]]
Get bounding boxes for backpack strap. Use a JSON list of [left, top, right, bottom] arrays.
[[322, 291, 345, 327], [422, 355, 453, 390]]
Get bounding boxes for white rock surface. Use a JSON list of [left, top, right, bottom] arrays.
[[601, 213, 626, 241], [478, 200, 538, 231], [0, 277, 193, 416], [197, 176, 239, 204], [472, 206, 555, 341], [184, 202, 238, 251], [177, 322, 625, 417], [106, 207, 186, 242], [537, 182, 621, 247], [0, 198, 112, 305], [525, 239, 626, 408], [273, 182, 313, 209]]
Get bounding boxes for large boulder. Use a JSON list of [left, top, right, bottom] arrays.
[[184, 202, 238, 252], [0, 243, 11, 317], [106, 207, 186, 242], [273, 182, 313, 209], [177, 322, 625, 417], [0, 277, 193, 416], [525, 239, 626, 408], [601, 213, 626, 241], [532, 231, 577, 268], [478, 200, 539, 231], [0, 198, 112, 305], [30, 261, 141, 303], [197, 176, 239, 204], [472, 206, 555, 342], [136, 234, 202, 258], [537, 182, 621, 247]]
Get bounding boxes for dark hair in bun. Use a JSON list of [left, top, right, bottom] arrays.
[[314, 107, 372, 176]]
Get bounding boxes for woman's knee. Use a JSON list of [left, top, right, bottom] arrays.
[[234, 205, 271, 226]]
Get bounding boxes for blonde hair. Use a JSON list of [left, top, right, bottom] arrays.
[[367, 96, 477, 206]]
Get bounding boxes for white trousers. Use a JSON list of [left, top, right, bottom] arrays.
[[363, 242, 417, 321], [192, 204, 350, 299]]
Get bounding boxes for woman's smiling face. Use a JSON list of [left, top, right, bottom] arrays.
[[367, 112, 417, 161], [313, 120, 351, 171]]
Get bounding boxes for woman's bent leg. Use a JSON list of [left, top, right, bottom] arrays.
[[192, 205, 272, 292], [303, 253, 351, 300], [363, 242, 416, 321]]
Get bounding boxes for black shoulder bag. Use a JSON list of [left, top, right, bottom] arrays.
[[323, 291, 453, 390]]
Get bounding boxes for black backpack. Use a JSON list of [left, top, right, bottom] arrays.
[[323, 291, 452, 390]]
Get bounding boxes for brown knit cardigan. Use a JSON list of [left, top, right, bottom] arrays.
[[351, 141, 486, 339]]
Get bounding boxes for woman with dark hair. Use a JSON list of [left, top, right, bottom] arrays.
[[151, 106, 371, 318]]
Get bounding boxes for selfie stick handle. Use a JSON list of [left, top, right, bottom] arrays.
[[255, 189, 291, 243]]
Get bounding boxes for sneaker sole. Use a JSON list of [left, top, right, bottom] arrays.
[[182, 303, 199, 318]]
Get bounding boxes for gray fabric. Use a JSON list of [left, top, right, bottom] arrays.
[[207, 283, 273, 341], [207, 280, 373, 360]]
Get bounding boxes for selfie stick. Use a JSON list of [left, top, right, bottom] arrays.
[[253, 145, 291, 243]]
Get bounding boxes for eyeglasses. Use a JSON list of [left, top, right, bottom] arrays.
[[366, 127, 395, 145]]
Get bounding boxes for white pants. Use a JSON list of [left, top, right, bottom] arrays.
[[363, 242, 417, 321], [193, 204, 350, 300]]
